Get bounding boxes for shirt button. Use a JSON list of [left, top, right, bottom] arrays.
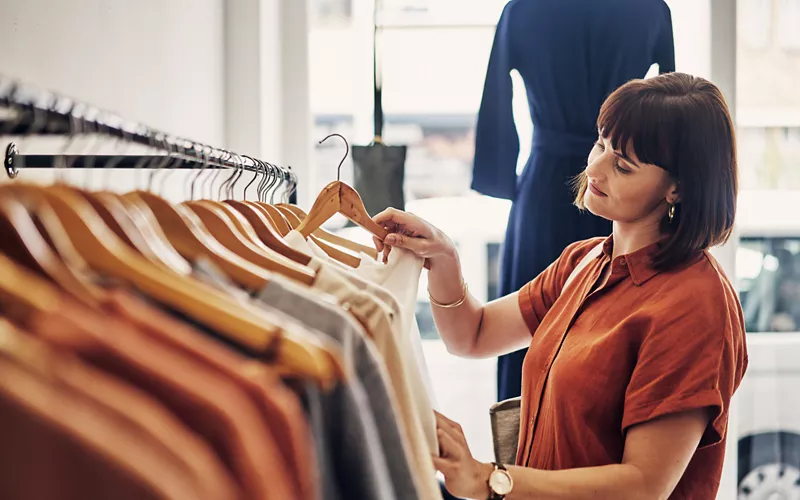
[[618, 258, 627, 267]]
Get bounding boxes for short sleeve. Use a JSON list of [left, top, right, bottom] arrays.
[[517, 238, 605, 335], [622, 277, 745, 448]]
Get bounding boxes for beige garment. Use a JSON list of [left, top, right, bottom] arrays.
[[299, 233, 438, 456], [283, 232, 442, 500]]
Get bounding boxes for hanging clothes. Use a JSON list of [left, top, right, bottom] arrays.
[[0, 80, 442, 500], [471, 0, 676, 401], [287, 231, 438, 437], [281, 230, 444, 500]]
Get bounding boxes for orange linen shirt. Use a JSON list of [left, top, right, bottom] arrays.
[[517, 236, 748, 499]]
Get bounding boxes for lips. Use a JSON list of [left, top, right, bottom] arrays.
[[588, 182, 607, 197]]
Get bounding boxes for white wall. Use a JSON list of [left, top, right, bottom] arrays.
[[0, 0, 226, 143], [0, 0, 312, 204], [0, 0, 227, 200]]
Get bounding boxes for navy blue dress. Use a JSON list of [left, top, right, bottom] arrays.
[[471, 0, 675, 402]]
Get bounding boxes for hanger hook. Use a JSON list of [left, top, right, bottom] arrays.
[[241, 155, 259, 200], [286, 167, 297, 204], [318, 133, 349, 181], [188, 144, 207, 200], [192, 144, 210, 201], [231, 153, 245, 199], [258, 160, 271, 203], [234, 154, 247, 199], [261, 160, 273, 203], [265, 162, 280, 203], [284, 168, 297, 204], [202, 147, 222, 199], [158, 139, 184, 197], [218, 151, 239, 200], [272, 165, 287, 204], [255, 158, 267, 202]]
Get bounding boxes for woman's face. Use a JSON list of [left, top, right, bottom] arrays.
[[582, 135, 678, 224]]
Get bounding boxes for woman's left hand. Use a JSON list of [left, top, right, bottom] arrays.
[[433, 410, 493, 499]]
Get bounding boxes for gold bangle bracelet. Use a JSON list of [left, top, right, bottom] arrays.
[[429, 282, 469, 308]]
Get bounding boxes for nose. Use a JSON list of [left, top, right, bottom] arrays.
[[585, 150, 609, 180]]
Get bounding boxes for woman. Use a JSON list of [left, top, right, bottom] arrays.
[[373, 73, 748, 499]]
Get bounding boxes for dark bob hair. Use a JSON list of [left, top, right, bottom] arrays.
[[573, 72, 737, 271]]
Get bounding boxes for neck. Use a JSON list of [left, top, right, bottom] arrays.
[[611, 219, 663, 259]]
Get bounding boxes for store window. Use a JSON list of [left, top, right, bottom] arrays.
[[738, 237, 800, 332], [735, 0, 800, 496]]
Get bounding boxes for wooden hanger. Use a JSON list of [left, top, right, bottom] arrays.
[[275, 205, 361, 268], [223, 199, 312, 265], [95, 191, 192, 275], [276, 203, 379, 260], [297, 180, 389, 241], [0, 251, 62, 324], [0, 190, 102, 308], [296, 134, 392, 244], [126, 190, 271, 291], [249, 201, 291, 236], [9, 183, 340, 387], [59, 185, 192, 276], [27, 196, 104, 288], [182, 201, 315, 286]]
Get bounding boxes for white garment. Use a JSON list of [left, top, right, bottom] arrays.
[[284, 231, 439, 455], [352, 247, 438, 455]]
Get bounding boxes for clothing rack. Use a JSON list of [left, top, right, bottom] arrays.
[[0, 75, 297, 203]]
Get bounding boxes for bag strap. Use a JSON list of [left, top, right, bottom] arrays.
[[562, 241, 604, 293], [372, 2, 384, 143]]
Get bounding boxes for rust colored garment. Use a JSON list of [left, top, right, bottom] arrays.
[[0, 332, 207, 500], [517, 236, 748, 499], [102, 289, 316, 500], [25, 297, 294, 500]]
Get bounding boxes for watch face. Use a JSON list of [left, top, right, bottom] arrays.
[[489, 469, 514, 495]]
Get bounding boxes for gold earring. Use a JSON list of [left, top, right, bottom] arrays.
[[668, 203, 676, 223]]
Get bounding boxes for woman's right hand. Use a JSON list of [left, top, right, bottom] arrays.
[[372, 208, 457, 263]]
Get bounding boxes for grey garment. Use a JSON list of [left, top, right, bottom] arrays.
[[256, 279, 421, 500], [191, 260, 400, 500], [298, 382, 342, 500], [303, 379, 396, 500]]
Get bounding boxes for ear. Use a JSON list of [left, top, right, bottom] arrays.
[[666, 181, 681, 204]]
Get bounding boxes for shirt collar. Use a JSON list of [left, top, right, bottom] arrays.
[[600, 235, 663, 286]]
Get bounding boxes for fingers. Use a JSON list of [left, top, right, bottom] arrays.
[[372, 235, 384, 254], [432, 455, 450, 472], [383, 231, 432, 256], [373, 207, 408, 227], [373, 207, 432, 238], [435, 411, 465, 438], [437, 426, 466, 460], [436, 411, 471, 455]]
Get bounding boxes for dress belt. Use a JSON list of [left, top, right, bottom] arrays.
[[531, 129, 597, 156]]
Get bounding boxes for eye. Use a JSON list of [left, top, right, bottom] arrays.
[[614, 158, 632, 174], [594, 141, 605, 151]]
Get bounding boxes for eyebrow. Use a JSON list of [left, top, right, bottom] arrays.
[[613, 150, 640, 169]]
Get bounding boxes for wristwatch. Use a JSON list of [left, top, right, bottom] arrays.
[[487, 462, 514, 500]]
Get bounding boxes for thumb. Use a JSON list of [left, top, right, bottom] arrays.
[[384, 232, 430, 256]]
